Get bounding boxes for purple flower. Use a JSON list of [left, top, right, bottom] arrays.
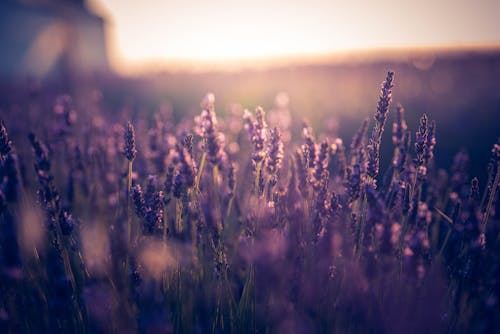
[[0, 119, 12, 159], [176, 144, 195, 188], [302, 121, 316, 168], [266, 127, 284, 175], [124, 121, 137, 162], [196, 93, 227, 169], [313, 141, 330, 190], [424, 120, 436, 165], [1, 151, 20, 202], [346, 163, 362, 202], [131, 184, 146, 218], [414, 114, 428, 168], [393, 130, 411, 173], [172, 170, 183, 199], [143, 176, 164, 235], [244, 107, 268, 165], [392, 104, 407, 147], [485, 138, 500, 200], [367, 71, 395, 182], [59, 210, 75, 236], [469, 177, 479, 201]]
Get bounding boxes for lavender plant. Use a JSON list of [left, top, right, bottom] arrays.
[[0, 72, 499, 334]]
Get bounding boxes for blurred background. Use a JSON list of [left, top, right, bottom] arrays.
[[0, 0, 499, 178]]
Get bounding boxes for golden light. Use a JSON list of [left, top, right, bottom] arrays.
[[89, 0, 500, 72]]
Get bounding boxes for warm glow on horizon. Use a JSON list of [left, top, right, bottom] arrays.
[[91, 0, 500, 70]]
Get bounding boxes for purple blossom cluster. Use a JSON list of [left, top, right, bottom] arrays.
[[0, 72, 498, 334]]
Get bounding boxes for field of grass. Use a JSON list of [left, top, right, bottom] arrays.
[[0, 69, 499, 333]]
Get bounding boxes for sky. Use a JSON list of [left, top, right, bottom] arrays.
[[90, 0, 500, 69]]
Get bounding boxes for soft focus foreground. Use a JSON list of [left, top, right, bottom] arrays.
[[0, 72, 499, 334]]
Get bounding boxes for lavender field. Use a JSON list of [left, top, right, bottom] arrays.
[[0, 68, 499, 334]]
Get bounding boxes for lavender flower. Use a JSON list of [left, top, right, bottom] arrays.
[[414, 114, 428, 168], [59, 210, 75, 236], [367, 71, 395, 182], [313, 141, 330, 189], [124, 121, 137, 162], [137, 176, 164, 235], [144, 190, 164, 236], [0, 119, 12, 159], [314, 171, 330, 237], [469, 177, 480, 201], [144, 176, 158, 205], [415, 201, 431, 230], [393, 130, 411, 173], [244, 107, 268, 165], [302, 121, 316, 168], [485, 138, 500, 199], [131, 184, 146, 217], [424, 120, 436, 165], [375, 71, 395, 128], [183, 133, 194, 156], [392, 104, 407, 147], [300, 143, 311, 174], [481, 138, 500, 222], [366, 139, 380, 180], [366, 184, 396, 255], [176, 144, 195, 188], [329, 192, 341, 215], [172, 170, 183, 199], [28, 133, 54, 197], [1, 151, 20, 202], [243, 109, 255, 137], [2, 69, 499, 333], [346, 163, 362, 203], [295, 148, 308, 194], [266, 175, 279, 205], [404, 229, 429, 280], [196, 93, 227, 168], [266, 127, 284, 175]]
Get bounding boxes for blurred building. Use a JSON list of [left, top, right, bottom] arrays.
[[0, 0, 109, 79]]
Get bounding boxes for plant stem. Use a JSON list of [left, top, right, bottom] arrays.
[[195, 152, 207, 190], [483, 162, 500, 228], [126, 160, 133, 246], [254, 162, 262, 196]]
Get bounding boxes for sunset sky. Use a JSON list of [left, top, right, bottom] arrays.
[[90, 0, 500, 68]]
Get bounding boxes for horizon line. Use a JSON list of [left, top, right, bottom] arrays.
[[109, 42, 500, 76]]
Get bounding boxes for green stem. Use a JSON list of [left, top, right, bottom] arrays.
[[163, 207, 168, 242], [483, 162, 500, 229], [213, 165, 223, 233], [225, 195, 235, 219], [195, 152, 207, 190], [126, 160, 133, 247], [175, 199, 183, 234], [410, 169, 418, 204], [254, 162, 262, 196], [356, 191, 368, 259]]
